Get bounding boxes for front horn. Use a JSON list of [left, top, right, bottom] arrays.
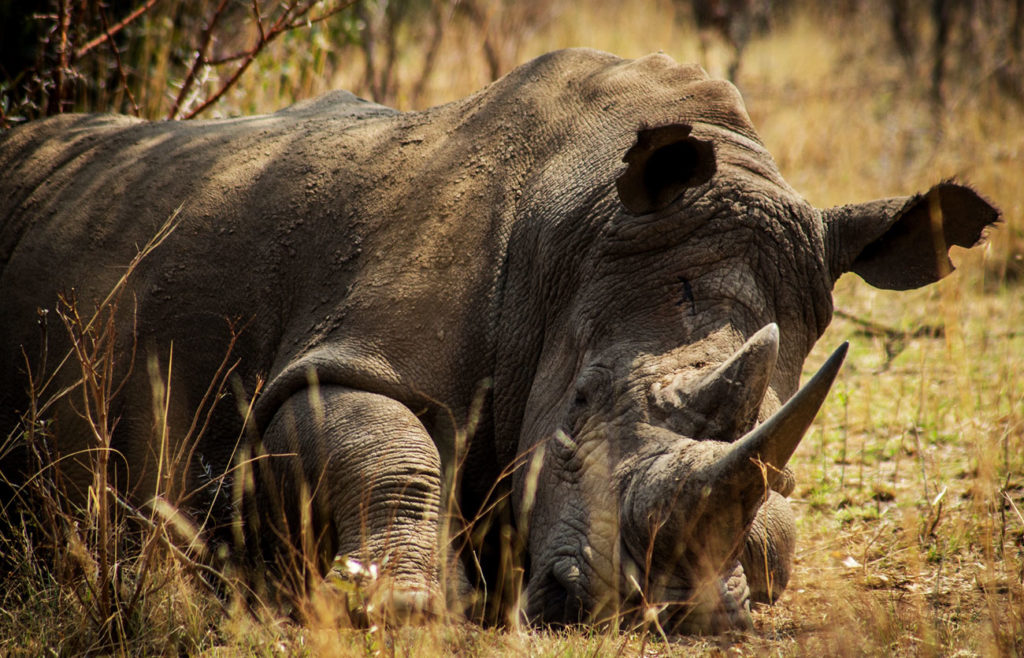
[[712, 342, 849, 508]]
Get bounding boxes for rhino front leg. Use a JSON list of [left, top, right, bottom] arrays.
[[257, 385, 443, 618], [740, 489, 795, 605]]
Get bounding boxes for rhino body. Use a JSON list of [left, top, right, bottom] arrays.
[[0, 49, 997, 631]]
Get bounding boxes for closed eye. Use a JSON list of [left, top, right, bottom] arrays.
[[572, 364, 613, 410]]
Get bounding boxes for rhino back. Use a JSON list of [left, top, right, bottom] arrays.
[[0, 79, 542, 498]]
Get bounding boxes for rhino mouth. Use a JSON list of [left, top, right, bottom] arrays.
[[524, 543, 753, 633], [522, 547, 633, 627], [522, 558, 586, 625]]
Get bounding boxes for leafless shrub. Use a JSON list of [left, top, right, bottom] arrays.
[[0, 0, 358, 127]]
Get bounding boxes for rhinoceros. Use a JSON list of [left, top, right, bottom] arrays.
[[0, 49, 997, 632]]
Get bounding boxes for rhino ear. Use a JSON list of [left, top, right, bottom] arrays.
[[615, 124, 716, 216], [823, 182, 999, 290]]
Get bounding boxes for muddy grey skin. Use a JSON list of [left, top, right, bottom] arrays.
[[0, 49, 997, 632]]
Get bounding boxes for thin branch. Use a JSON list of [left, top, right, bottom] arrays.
[[286, 2, 354, 29], [182, 55, 258, 120], [204, 50, 252, 67], [252, 0, 267, 43], [183, 0, 359, 120], [98, 4, 140, 116], [280, 0, 302, 25], [74, 0, 160, 59], [168, 0, 231, 120], [46, 0, 71, 116], [207, 0, 351, 65]]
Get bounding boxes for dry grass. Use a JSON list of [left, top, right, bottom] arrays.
[[2, 0, 1023, 655]]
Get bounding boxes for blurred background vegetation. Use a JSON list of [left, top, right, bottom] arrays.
[[1, 0, 1021, 273], [1, 0, 1022, 118], [2, 0, 1020, 267], [1, 1, 1022, 654]]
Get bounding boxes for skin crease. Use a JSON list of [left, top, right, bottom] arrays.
[[0, 49, 998, 632]]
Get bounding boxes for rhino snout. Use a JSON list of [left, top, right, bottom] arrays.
[[615, 341, 849, 629], [527, 335, 847, 632]]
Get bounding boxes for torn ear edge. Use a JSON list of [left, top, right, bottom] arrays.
[[615, 124, 716, 216], [824, 181, 1001, 290]]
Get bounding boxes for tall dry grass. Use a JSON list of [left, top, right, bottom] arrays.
[[2, 0, 1022, 655]]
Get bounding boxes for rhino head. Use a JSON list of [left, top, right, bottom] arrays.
[[489, 52, 998, 633]]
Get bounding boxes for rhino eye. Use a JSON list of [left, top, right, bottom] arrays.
[[573, 365, 611, 410]]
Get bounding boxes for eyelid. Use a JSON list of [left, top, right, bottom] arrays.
[[575, 364, 613, 403]]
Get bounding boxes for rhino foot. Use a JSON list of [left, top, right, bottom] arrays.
[[259, 385, 445, 618]]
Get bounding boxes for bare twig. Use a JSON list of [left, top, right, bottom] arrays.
[[32, 204, 183, 413], [182, 0, 359, 120], [834, 308, 945, 370], [168, 0, 231, 120], [252, 0, 267, 44], [98, 4, 140, 116], [74, 0, 160, 59], [203, 50, 252, 67], [286, 2, 352, 29], [181, 52, 258, 120], [46, 0, 71, 116]]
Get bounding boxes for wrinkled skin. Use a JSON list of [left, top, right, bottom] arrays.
[[0, 49, 998, 632]]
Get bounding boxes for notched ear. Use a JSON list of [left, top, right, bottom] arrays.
[[615, 124, 716, 216], [823, 182, 1000, 290]]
